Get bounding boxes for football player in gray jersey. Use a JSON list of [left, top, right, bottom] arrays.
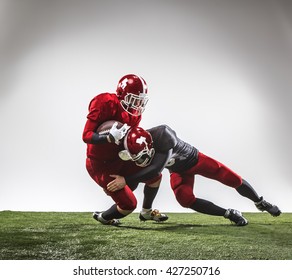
[[108, 125, 281, 226]]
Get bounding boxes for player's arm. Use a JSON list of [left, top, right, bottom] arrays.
[[107, 150, 171, 192], [125, 150, 172, 185], [82, 96, 110, 144], [82, 118, 111, 144], [82, 95, 124, 144], [112, 149, 171, 186]]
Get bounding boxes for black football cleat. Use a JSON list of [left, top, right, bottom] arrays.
[[93, 211, 121, 226], [255, 197, 281, 217], [224, 209, 248, 226]]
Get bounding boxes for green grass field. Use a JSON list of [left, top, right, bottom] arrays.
[[0, 211, 291, 260]]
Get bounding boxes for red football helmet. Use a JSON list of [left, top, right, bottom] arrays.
[[116, 74, 148, 116], [119, 127, 155, 167]]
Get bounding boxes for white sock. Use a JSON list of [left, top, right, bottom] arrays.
[[141, 208, 151, 214]]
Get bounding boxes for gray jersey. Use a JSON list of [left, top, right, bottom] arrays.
[[148, 125, 199, 173]]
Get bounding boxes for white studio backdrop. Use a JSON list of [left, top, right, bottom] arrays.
[[0, 0, 291, 213]]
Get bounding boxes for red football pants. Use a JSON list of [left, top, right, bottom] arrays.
[[86, 158, 137, 211], [86, 158, 161, 211], [170, 152, 242, 208]]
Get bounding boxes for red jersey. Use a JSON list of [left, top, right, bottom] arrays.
[[82, 93, 141, 161]]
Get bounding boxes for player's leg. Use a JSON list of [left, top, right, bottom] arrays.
[[139, 175, 168, 222], [93, 205, 127, 226], [235, 179, 260, 201], [93, 186, 137, 226], [86, 158, 137, 225], [121, 161, 168, 222], [192, 152, 242, 187], [170, 172, 221, 214], [170, 172, 248, 226], [170, 172, 196, 208], [193, 153, 281, 216], [236, 179, 281, 216]]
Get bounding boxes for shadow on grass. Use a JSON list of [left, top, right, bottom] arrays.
[[117, 222, 231, 231]]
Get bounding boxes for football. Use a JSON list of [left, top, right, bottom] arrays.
[[96, 120, 123, 134]]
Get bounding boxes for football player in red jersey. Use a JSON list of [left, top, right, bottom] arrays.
[[108, 125, 281, 226], [82, 74, 167, 225]]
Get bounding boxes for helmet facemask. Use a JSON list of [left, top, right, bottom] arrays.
[[131, 147, 155, 167], [120, 92, 149, 116]]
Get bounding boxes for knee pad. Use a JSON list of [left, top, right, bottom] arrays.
[[114, 187, 137, 211], [170, 173, 196, 208], [175, 186, 196, 208], [119, 197, 137, 211]]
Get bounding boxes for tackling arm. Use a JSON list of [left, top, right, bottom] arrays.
[[124, 149, 172, 186]]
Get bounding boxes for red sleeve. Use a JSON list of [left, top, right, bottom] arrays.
[[82, 118, 98, 143], [82, 93, 117, 143]]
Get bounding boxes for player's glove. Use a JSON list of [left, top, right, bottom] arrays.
[[109, 122, 130, 145]]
